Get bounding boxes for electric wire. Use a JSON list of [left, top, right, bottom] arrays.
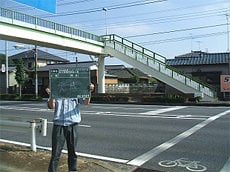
[[40, 0, 167, 18], [139, 31, 228, 45]]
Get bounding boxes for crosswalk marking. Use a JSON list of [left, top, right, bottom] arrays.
[[140, 106, 186, 115]]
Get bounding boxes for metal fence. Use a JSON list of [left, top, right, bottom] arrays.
[[0, 7, 103, 42], [0, 118, 47, 152]]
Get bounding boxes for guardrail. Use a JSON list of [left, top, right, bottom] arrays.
[[103, 34, 216, 99], [103, 34, 166, 64], [0, 7, 103, 43], [0, 118, 47, 152]]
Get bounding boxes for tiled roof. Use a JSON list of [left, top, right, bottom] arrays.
[[105, 66, 148, 79], [167, 51, 230, 66], [9, 49, 69, 62]]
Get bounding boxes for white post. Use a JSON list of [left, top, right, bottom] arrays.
[[31, 120, 37, 152], [98, 56, 105, 93], [41, 118, 47, 136]]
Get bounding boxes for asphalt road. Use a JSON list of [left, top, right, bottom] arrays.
[[0, 100, 229, 172]]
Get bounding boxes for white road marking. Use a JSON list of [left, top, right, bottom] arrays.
[[0, 106, 52, 112], [1, 106, 207, 120], [0, 139, 128, 164], [127, 109, 230, 166], [85, 111, 207, 120], [220, 157, 230, 172], [140, 106, 186, 115]]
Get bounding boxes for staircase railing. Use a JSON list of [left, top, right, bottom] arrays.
[[103, 34, 216, 98], [0, 7, 102, 43]]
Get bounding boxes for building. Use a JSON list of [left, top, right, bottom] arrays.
[[0, 49, 68, 94], [2, 49, 229, 100], [0, 66, 17, 93], [9, 49, 69, 69], [167, 51, 230, 99]]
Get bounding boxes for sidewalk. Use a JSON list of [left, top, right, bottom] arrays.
[[0, 142, 161, 172]]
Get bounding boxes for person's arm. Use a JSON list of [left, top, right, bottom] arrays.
[[45, 87, 55, 109], [84, 97, 91, 105], [47, 99, 55, 109], [84, 83, 95, 105]]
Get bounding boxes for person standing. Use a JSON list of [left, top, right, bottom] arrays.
[[46, 83, 94, 172]]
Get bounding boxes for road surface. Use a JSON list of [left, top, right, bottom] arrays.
[[0, 101, 229, 172]]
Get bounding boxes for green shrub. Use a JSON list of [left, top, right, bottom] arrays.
[[142, 94, 186, 103], [0, 94, 42, 101]]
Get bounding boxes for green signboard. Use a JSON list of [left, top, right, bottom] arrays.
[[50, 67, 90, 99]]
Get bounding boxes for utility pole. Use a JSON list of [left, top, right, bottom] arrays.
[[5, 41, 8, 94], [226, 14, 229, 52], [34, 45, 38, 99]]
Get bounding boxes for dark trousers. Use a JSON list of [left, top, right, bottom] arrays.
[[48, 123, 79, 172]]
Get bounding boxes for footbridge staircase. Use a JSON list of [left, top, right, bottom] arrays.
[[102, 35, 216, 102], [0, 7, 216, 101]]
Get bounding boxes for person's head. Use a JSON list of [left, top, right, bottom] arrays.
[[90, 83, 95, 93], [45, 87, 51, 95]]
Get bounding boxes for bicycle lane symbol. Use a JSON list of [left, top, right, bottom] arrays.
[[158, 158, 207, 172]]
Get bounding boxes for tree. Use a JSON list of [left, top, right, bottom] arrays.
[[15, 58, 26, 97]]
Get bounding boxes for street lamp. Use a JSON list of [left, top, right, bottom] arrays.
[[102, 7, 108, 35], [14, 44, 38, 99]]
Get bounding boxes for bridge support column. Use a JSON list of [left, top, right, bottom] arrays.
[[98, 56, 105, 93]]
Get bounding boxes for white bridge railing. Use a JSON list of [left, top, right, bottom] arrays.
[[0, 118, 47, 152], [103, 34, 216, 99]]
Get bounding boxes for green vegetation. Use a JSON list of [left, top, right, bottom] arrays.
[[15, 58, 26, 98]]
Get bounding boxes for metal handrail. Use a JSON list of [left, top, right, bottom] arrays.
[[0, 118, 47, 152], [103, 34, 166, 64], [0, 7, 103, 43], [103, 34, 216, 98]]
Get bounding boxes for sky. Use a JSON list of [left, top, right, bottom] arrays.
[[0, 0, 230, 66]]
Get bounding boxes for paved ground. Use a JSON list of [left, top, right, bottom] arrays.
[[0, 142, 161, 172]]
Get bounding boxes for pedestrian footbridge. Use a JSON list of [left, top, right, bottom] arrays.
[[0, 7, 216, 101]]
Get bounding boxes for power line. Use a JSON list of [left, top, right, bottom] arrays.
[[124, 23, 227, 38], [58, 0, 96, 6], [139, 31, 227, 45], [80, 8, 228, 32], [40, 0, 167, 18]]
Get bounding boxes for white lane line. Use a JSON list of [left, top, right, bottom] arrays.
[[0, 139, 128, 164], [220, 157, 230, 172], [127, 109, 230, 166], [1, 106, 52, 112], [85, 111, 206, 120], [140, 106, 186, 115]]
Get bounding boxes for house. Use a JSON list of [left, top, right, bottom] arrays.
[[9, 49, 69, 69], [0, 66, 17, 93], [167, 51, 230, 99], [105, 65, 150, 84], [0, 49, 69, 94]]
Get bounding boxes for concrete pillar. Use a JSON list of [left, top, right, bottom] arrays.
[[98, 56, 105, 93]]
